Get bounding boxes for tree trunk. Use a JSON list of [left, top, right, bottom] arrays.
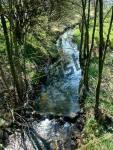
[[84, 0, 98, 91], [0, 14, 23, 103], [95, 0, 104, 111], [84, 0, 91, 91], [0, 63, 10, 91]]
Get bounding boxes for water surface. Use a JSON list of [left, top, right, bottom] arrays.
[[5, 28, 82, 150], [38, 28, 81, 115]]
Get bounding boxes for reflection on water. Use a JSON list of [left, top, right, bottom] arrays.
[[38, 29, 81, 115]]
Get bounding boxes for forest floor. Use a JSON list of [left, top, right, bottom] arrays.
[[72, 18, 113, 149], [79, 52, 113, 150]]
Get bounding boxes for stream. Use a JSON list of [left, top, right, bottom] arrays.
[[5, 27, 82, 150], [38, 28, 81, 115]]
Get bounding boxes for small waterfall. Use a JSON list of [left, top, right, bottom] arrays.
[[38, 28, 82, 115], [5, 27, 82, 150]]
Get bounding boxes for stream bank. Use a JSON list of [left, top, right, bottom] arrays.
[[1, 25, 85, 150]]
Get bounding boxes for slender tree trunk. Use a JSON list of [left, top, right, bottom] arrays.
[[84, 0, 98, 91], [103, 6, 113, 62], [79, 15, 84, 67], [79, 0, 87, 67], [0, 14, 23, 102], [13, 32, 25, 96], [89, 0, 98, 59], [82, 0, 87, 68], [84, 0, 91, 91], [95, 3, 113, 115], [0, 63, 10, 91], [95, 0, 104, 111]]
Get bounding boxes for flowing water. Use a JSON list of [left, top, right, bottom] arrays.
[[38, 28, 81, 115], [5, 28, 82, 150]]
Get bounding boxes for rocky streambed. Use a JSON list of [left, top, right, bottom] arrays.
[[3, 26, 84, 150]]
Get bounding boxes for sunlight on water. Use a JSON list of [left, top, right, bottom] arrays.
[[38, 28, 82, 115], [5, 119, 75, 150], [5, 27, 81, 150]]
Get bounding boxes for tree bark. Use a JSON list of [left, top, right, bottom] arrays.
[[0, 14, 23, 103], [84, 0, 98, 91], [95, 0, 104, 111]]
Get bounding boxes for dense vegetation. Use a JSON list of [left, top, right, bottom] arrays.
[[0, 0, 113, 149]]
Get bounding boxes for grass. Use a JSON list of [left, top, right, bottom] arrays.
[[72, 16, 113, 150], [78, 51, 113, 150], [79, 49, 113, 149], [80, 133, 113, 150]]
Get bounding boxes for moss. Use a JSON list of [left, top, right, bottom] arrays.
[[73, 28, 81, 46]]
